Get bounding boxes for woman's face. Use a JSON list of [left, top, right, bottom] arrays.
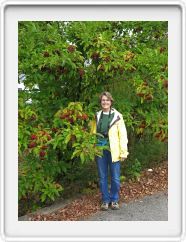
[[101, 95, 112, 111]]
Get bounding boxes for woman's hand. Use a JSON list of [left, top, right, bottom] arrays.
[[120, 157, 126, 161]]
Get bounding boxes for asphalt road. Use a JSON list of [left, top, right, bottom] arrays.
[[84, 191, 168, 221]]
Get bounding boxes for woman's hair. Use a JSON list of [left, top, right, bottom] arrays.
[[99, 91, 114, 104]]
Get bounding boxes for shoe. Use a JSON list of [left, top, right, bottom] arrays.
[[111, 202, 120, 210], [101, 202, 109, 211]]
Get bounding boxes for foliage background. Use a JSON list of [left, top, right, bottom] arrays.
[[18, 21, 168, 215]]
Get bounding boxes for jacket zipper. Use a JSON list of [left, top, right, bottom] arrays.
[[109, 115, 120, 130]]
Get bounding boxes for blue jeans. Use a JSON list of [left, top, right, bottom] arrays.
[[96, 150, 120, 203]]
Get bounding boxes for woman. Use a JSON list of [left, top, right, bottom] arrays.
[[91, 91, 129, 211]]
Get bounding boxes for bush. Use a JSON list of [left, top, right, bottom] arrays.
[[123, 158, 142, 180], [18, 102, 104, 214]]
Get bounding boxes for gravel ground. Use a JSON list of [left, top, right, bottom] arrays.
[[83, 191, 168, 221]]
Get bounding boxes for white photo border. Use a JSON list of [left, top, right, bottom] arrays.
[[0, 1, 186, 242]]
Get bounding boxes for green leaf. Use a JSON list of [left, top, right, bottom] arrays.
[[41, 193, 47, 202], [80, 152, 85, 163], [71, 149, 81, 159], [64, 134, 71, 144]]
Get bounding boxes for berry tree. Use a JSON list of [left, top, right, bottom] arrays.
[[18, 21, 168, 212]]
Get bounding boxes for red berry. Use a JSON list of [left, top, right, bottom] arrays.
[[104, 56, 110, 63], [144, 94, 153, 101], [68, 117, 74, 124], [57, 66, 67, 74], [82, 114, 88, 120], [60, 112, 70, 119], [78, 68, 85, 77], [39, 150, 46, 157], [67, 45, 76, 53], [47, 135, 51, 141], [43, 51, 49, 57], [31, 134, 37, 140], [160, 47, 166, 53], [137, 93, 144, 97], [31, 114, 36, 121], [91, 52, 100, 60], [28, 142, 36, 148], [70, 135, 76, 142], [139, 123, 146, 128], [60, 114, 66, 119], [52, 127, 58, 132]]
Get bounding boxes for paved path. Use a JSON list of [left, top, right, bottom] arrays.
[[19, 191, 168, 221], [84, 192, 168, 221]]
